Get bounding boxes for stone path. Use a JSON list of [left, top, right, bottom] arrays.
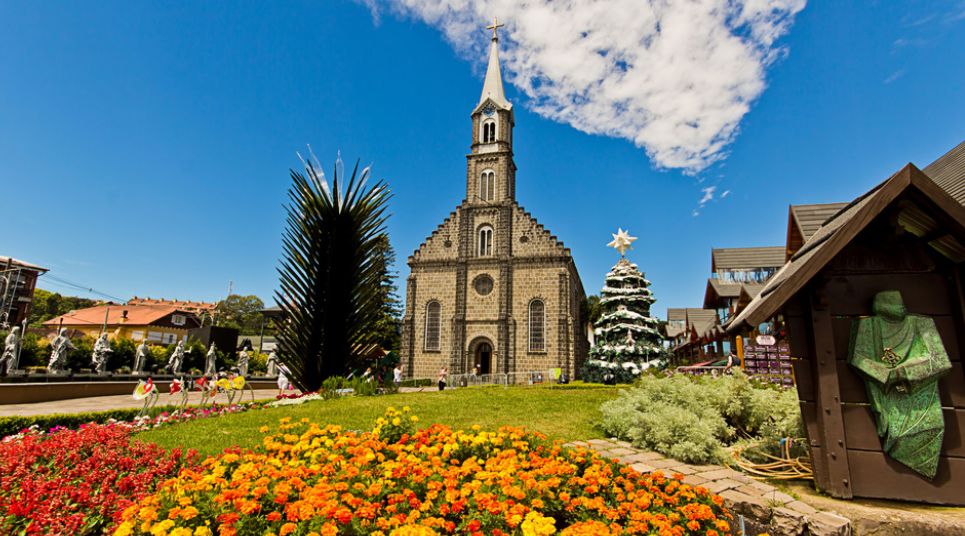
[[565, 438, 852, 536], [0, 389, 286, 417], [0, 386, 435, 417]]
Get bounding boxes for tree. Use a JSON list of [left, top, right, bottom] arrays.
[[582, 258, 666, 383], [27, 289, 98, 327], [215, 294, 265, 334], [371, 235, 402, 352], [275, 155, 391, 391]]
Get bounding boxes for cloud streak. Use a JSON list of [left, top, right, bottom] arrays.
[[366, 0, 806, 172]]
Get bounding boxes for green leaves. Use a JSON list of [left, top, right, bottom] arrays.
[[274, 156, 392, 392]]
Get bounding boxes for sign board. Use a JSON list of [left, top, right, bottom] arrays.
[[755, 335, 776, 346]]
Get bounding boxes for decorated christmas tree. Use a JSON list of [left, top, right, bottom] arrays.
[[582, 229, 666, 383]]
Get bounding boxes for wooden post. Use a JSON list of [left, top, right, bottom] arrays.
[[809, 279, 853, 498]]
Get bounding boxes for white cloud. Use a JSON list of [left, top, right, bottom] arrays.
[[699, 186, 717, 207], [884, 69, 905, 85], [366, 0, 806, 172]]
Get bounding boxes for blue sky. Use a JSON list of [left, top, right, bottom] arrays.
[[1, 1, 963, 315]]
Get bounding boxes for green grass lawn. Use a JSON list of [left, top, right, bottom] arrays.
[[137, 384, 624, 457]]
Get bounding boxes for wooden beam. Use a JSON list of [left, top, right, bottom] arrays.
[[810, 279, 853, 498]]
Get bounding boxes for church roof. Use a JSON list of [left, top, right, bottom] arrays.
[[478, 30, 511, 110]]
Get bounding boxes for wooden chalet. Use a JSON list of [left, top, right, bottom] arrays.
[[728, 158, 965, 505]]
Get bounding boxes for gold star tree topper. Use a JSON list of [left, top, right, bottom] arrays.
[[607, 228, 637, 256]]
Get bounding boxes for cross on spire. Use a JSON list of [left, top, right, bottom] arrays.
[[486, 16, 504, 41]]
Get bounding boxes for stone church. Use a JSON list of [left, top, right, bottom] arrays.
[[401, 23, 588, 381]]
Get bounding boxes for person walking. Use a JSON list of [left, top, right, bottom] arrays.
[[277, 363, 292, 395], [437, 366, 448, 391], [393, 363, 403, 387]]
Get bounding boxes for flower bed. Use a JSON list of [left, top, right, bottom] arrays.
[[116, 408, 733, 535], [0, 424, 197, 535]]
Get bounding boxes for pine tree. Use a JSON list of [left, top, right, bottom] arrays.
[[582, 257, 666, 383]]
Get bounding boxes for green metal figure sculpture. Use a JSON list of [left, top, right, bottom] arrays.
[[849, 290, 952, 479]]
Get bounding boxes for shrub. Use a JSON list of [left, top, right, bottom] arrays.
[[116, 412, 734, 535], [0, 424, 196, 535], [599, 371, 803, 464]]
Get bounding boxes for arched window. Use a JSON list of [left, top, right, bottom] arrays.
[[479, 170, 495, 201], [478, 225, 494, 257], [424, 301, 441, 351], [482, 120, 497, 143], [529, 299, 545, 351]]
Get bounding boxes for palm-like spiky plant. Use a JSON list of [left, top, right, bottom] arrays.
[[275, 154, 391, 391]]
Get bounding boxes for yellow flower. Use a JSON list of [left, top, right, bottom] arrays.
[[521, 512, 556, 536], [193, 528, 213, 536]]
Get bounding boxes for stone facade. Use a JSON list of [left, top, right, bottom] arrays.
[[400, 32, 587, 381]]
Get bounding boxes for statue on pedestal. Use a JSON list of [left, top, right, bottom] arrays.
[[266, 350, 279, 376], [1, 327, 21, 375], [167, 341, 185, 374], [48, 328, 75, 374], [134, 340, 150, 374], [204, 342, 217, 376], [236, 349, 249, 377], [849, 290, 953, 479], [91, 333, 112, 374]]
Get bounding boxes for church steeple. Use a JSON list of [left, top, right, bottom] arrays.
[[468, 17, 516, 205], [479, 17, 511, 110]]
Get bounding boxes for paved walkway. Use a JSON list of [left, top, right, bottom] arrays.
[[566, 438, 852, 536], [0, 386, 437, 417], [0, 389, 286, 417]]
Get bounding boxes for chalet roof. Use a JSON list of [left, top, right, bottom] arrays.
[[686, 308, 719, 338], [44, 304, 198, 328], [0, 256, 48, 273], [728, 163, 965, 331], [924, 139, 965, 205], [703, 278, 741, 309], [666, 308, 687, 322], [711, 247, 785, 271], [790, 203, 850, 243]]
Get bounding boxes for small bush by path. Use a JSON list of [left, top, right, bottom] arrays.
[[138, 385, 625, 458], [599, 372, 803, 464]]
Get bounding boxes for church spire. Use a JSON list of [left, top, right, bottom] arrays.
[[479, 17, 511, 109]]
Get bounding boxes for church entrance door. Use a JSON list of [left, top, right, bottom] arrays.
[[474, 342, 492, 375]]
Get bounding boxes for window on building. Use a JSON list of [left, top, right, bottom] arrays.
[[483, 120, 496, 143], [529, 299, 545, 351], [424, 301, 441, 351], [479, 170, 495, 201], [162, 333, 177, 344], [131, 331, 145, 341], [147, 331, 163, 342], [171, 314, 186, 326], [478, 225, 494, 256]]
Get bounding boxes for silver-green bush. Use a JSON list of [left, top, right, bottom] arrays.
[[599, 371, 803, 464]]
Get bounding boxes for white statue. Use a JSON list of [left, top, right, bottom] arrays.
[[167, 340, 185, 373], [134, 341, 150, 373], [236, 349, 249, 377], [91, 333, 112, 374], [48, 328, 75, 373], [1, 327, 21, 375], [266, 350, 279, 376], [204, 342, 217, 376]]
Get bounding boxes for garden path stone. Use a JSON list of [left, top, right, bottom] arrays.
[[578, 438, 856, 535]]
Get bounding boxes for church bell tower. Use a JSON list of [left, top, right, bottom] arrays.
[[467, 17, 516, 206]]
